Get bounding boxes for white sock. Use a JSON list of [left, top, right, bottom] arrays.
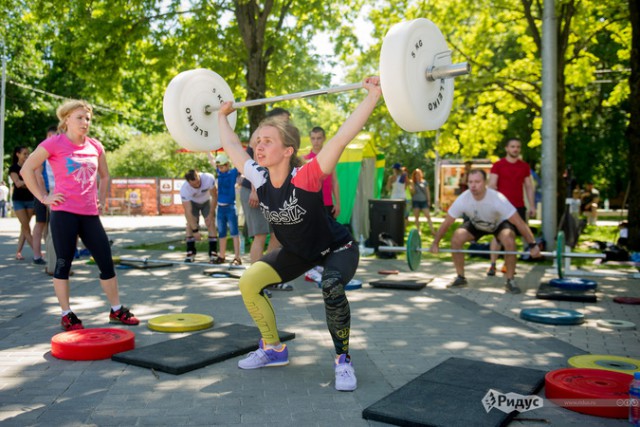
[[111, 304, 122, 312], [62, 309, 72, 316], [264, 343, 283, 351]]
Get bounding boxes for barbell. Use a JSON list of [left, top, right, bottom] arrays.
[[378, 229, 606, 272], [162, 18, 471, 152]]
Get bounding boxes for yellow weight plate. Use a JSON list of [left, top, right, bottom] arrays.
[[148, 313, 214, 333], [568, 354, 640, 375]]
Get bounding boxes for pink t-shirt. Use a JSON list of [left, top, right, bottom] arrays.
[[40, 134, 104, 215], [303, 151, 334, 206]]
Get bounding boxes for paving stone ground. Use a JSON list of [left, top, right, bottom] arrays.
[[0, 215, 637, 426]]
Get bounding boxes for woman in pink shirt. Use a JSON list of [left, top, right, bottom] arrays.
[[21, 100, 139, 331]]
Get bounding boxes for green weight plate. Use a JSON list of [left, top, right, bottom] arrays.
[[556, 231, 564, 279], [407, 229, 422, 271], [148, 313, 214, 333]]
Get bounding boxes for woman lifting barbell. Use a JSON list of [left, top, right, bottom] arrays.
[[216, 76, 381, 392]]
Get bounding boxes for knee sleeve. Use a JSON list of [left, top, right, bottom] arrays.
[[208, 238, 218, 257], [186, 238, 196, 255]]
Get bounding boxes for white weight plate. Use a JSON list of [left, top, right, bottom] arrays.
[[380, 18, 454, 132], [163, 69, 196, 149], [596, 319, 636, 330], [163, 69, 237, 152]]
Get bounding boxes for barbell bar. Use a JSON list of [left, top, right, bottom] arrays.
[[378, 229, 606, 272], [163, 18, 471, 152], [202, 61, 469, 112]]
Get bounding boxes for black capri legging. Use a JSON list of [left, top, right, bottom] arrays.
[[50, 211, 115, 280]]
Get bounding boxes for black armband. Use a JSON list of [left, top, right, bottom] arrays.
[[192, 228, 199, 233], [525, 242, 537, 250]]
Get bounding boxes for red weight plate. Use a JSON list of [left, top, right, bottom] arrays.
[[378, 270, 400, 275], [545, 368, 632, 419], [613, 296, 640, 305], [51, 328, 135, 361]]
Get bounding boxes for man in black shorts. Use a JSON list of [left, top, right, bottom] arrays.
[[430, 169, 541, 294], [180, 169, 218, 263]]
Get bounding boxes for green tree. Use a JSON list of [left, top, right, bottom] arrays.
[[360, 0, 630, 222], [627, 0, 640, 250], [107, 133, 212, 177]]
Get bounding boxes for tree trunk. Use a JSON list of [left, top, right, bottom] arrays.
[[627, 0, 640, 251], [234, 0, 274, 135]]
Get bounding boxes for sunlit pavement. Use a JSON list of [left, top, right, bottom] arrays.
[[0, 215, 637, 426]]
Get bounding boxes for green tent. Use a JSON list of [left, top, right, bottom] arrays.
[[333, 133, 385, 239]]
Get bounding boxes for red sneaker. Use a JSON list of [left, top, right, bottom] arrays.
[[109, 306, 140, 325], [61, 312, 84, 331]]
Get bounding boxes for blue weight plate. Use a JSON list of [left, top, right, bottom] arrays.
[[549, 277, 598, 291], [317, 279, 362, 290], [345, 279, 363, 290], [520, 308, 585, 325]]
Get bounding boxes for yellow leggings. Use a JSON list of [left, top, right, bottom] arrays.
[[238, 261, 283, 345]]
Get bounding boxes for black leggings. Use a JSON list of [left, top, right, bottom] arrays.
[[50, 211, 115, 280]]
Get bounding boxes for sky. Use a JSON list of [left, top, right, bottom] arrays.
[[311, 15, 374, 85]]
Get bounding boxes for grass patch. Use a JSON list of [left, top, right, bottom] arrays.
[[126, 232, 253, 254], [124, 220, 627, 271]]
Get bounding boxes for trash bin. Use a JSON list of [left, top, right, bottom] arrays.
[[368, 199, 405, 248]]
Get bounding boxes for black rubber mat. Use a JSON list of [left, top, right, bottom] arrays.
[[536, 281, 597, 302], [368, 279, 431, 290], [112, 323, 295, 375], [119, 261, 174, 269], [362, 357, 546, 427]]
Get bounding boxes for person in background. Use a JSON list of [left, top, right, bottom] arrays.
[[409, 168, 435, 235], [487, 138, 535, 276], [9, 146, 35, 261], [430, 169, 541, 294], [617, 220, 629, 248], [31, 126, 58, 266], [387, 163, 407, 199], [0, 180, 9, 218], [211, 152, 242, 266], [216, 76, 381, 391], [301, 126, 342, 285], [458, 160, 473, 194], [20, 99, 139, 331], [42, 125, 60, 275], [265, 107, 291, 121], [180, 169, 219, 263], [580, 182, 600, 225], [239, 130, 285, 290], [304, 126, 341, 218]]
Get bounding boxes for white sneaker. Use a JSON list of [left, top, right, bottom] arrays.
[[335, 354, 357, 391], [238, 340, 289, 369]]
